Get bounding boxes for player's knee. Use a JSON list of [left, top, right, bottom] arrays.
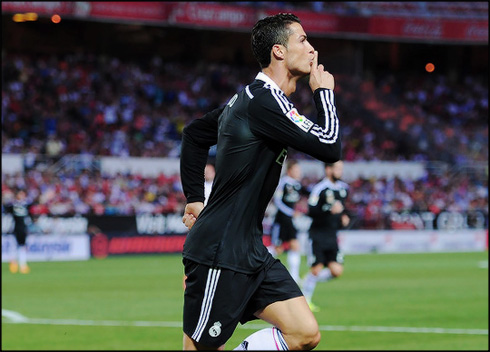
[[305, 328, 321, 350], [297, 328, 321, 350], [287, 320, 321, 350], [311, 264, 324, 276], [331, 266, 343, 277], [329, 263, 343, 277]]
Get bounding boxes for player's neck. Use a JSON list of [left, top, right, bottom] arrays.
[[262, 66, 299, 97]]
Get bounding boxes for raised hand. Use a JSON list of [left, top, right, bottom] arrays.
[[309, 51, 335, 92]]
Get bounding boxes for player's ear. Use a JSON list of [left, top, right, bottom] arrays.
[[272, 44, 285, 61]]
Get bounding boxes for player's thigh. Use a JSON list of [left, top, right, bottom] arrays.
[[15, 230, 27, 246], [289, 238, 300, 251], [248, 260, 317, 334], [255, 296, 318, 336]]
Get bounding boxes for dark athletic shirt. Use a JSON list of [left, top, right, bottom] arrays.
[[273, 174, 309, 223], [308, 178, 349, 245], [180, 72, 341, 274]]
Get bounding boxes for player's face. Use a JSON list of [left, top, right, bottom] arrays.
[[284, 22, 315, 76], [16, 191, 26, 201], [332, 161, 344, 180], [288, 164, 302, 180]]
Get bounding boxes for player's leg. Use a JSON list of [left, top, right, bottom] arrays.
[[15, 231, 29, 274], [234, 260, 320, 350], [301, 262, 324, 310], [18, 232, 30, 273], [301, 240, 326, 308], [328, 247, 344, 277], [280, 220, 300, 282], [286, 239, 301, 282], [233, 296, 319, 350], [327, 261, 343, 278], [255, 297, 320, 350]]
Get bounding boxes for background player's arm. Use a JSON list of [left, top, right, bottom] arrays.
[[307, 187, 326, 218], [341, 213, 350, 228], [340, 189, 350, 228], [273, 182, 295, 217]]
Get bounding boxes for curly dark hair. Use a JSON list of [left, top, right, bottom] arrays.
[[251, 13, 301, 69]]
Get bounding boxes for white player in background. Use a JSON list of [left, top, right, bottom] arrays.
[[204, 162, 215, 206]]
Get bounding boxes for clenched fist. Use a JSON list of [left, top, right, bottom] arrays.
[[182, 201, 204, 230]]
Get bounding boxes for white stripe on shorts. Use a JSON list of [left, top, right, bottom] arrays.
[[192, 267, 221, 342]]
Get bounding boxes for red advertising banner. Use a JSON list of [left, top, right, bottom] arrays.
[[265, 9, 488, 43], [368, 17, 488, 43], [81, 2, 169, 22], [1, 1, 74, 15], [167, 2, 258, 29]]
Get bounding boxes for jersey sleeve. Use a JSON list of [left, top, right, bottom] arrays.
[[180, 106, 225, 203], [273, 180, 294, 217], [249, 88, 341, 163]]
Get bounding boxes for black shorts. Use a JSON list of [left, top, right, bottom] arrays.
[[270, 218, 297, 246], [182, 258, 303, 347], [14, 230, 27, 246], [310, 239, 344, 267]]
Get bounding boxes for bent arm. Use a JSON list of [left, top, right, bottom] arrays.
[[273, 182, 295, 217], [180, 106, 224, 203], [249, 88, 341, 163]]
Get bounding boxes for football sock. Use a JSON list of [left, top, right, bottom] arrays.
[[301, 272, 317, 303], [18, 245, 27, 267], [287, 250, 301, 282], [317, 268, 333, 282], [233, 327, 288, 350]]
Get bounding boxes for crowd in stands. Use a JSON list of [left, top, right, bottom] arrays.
[[2, 166, 487, 230], [2, 53, 487, 165], [1, 52, 488, 229], [2, 169, 186, 217]]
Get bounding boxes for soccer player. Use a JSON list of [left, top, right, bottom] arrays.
[[4, 190, 31, 274], [302, 161, 350, 312], [180, 13, 342, 350], [269, 159, 308, 283]]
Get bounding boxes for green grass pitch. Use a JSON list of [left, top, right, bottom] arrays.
[[2, 251, 488, 350]]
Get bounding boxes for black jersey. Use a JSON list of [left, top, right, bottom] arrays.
[[180, 72, 341, 274], [307, 178, 349, 243], [273, 175, 306, 222], [4, 200, 30, 236]]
